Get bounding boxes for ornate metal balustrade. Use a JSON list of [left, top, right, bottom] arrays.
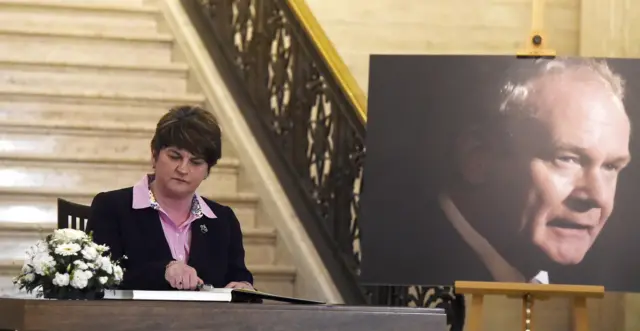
[[183, 0, 463, 329]]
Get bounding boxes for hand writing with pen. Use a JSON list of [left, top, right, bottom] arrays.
[[165, 260, 254, 290]]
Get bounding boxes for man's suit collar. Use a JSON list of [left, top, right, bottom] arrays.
[[438, 193, 550, 284]]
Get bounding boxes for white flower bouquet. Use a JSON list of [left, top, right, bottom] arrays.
[[13, 228, 126, 300]]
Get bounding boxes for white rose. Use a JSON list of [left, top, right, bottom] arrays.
[[23, 273, 35, 283], [53, 228, 87, 242], [21, 263, 33, 274], [54, 243, 81, 256], [98, 276, 108, 285], [93, 243, 109, 254], [113, 265, 123, 282], [97, 256, 113, 274], [70, 270, 92, 289], [32, 253, 55, 275], [52, 273, 70, 287], [73, 260, 88, 270], [35, 240, 49, 254], [25, 241, 49, 261], [81, 246, 98, 261]]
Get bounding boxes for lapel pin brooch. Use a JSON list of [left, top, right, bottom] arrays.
[[200, 224, 208, 234]]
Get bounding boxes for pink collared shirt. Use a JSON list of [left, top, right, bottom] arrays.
[[132, 175, 216, 262]]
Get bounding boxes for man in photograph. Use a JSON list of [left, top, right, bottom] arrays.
[[440, 58, 632, 284]]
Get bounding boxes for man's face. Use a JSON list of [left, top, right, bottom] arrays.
[[488, 71, 631, 265]]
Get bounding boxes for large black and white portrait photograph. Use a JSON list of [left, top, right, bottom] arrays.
[[359, 55, 640, 292]]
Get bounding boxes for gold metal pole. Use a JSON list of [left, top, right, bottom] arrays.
[[522, 294, 534, 331], [531, 0, 544, 32]]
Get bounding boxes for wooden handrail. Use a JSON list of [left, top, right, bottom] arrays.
[[285, 0, 368, 123]]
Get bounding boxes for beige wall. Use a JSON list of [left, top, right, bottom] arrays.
[[305, 0, 640, 330], [580, 0, 640, 57], [306, 0, 640, 94], [306, 0, 581, 94]]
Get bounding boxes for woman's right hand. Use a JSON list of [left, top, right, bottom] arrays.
[[164, 261, 203, 290]]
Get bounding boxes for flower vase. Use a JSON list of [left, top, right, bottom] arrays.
[[13, 229, 125, 301], [43, 289, 105, 300]]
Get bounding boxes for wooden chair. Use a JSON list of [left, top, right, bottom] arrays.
[[57, 198, 91, 232]]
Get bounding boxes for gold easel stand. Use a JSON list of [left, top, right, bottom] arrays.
[[517, 0, 556, 58], [455, 281, 604, 331]]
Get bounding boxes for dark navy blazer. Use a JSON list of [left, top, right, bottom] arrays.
[[86, 187, 253, 290]]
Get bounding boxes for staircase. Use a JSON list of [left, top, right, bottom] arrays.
[[0, 0, 296, 297]]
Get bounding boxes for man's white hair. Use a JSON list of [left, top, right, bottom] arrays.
[[499, 58, 626, 117]]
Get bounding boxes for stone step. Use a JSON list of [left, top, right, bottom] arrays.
[[0, 59, 189, 94], [0, 189, 260, 229], [0, 123, 238, 161], [0, 125, 154, 163], [0, 102, 165, 132], [250, 265, 297, 297], [0, 0, 161, 35], [0, 156, 240, 196], [0, 86, 205, 109], [0, 221, 277, 265], [0, 26, 174, 66], [0, 261, 296, 297]]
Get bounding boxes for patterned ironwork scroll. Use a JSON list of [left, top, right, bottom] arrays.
[[191, 1, 464, 330]]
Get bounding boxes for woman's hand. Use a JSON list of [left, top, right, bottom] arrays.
[[225, 281, 254, 290], [165, 261, 203, 290]]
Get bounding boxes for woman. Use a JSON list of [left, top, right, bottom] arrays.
[[87, 105, 254, 291]]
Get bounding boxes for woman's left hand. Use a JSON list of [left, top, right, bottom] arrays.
[[225, 281, 254, 290]]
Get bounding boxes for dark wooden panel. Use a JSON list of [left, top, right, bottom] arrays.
[[0, 298, 24, 330], [0, 299, 446, 331]]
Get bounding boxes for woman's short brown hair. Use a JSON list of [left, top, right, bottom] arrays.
[[150, 105, 222, 169]]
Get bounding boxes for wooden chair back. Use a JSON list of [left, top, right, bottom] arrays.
[[57, 198, 90, 232]]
